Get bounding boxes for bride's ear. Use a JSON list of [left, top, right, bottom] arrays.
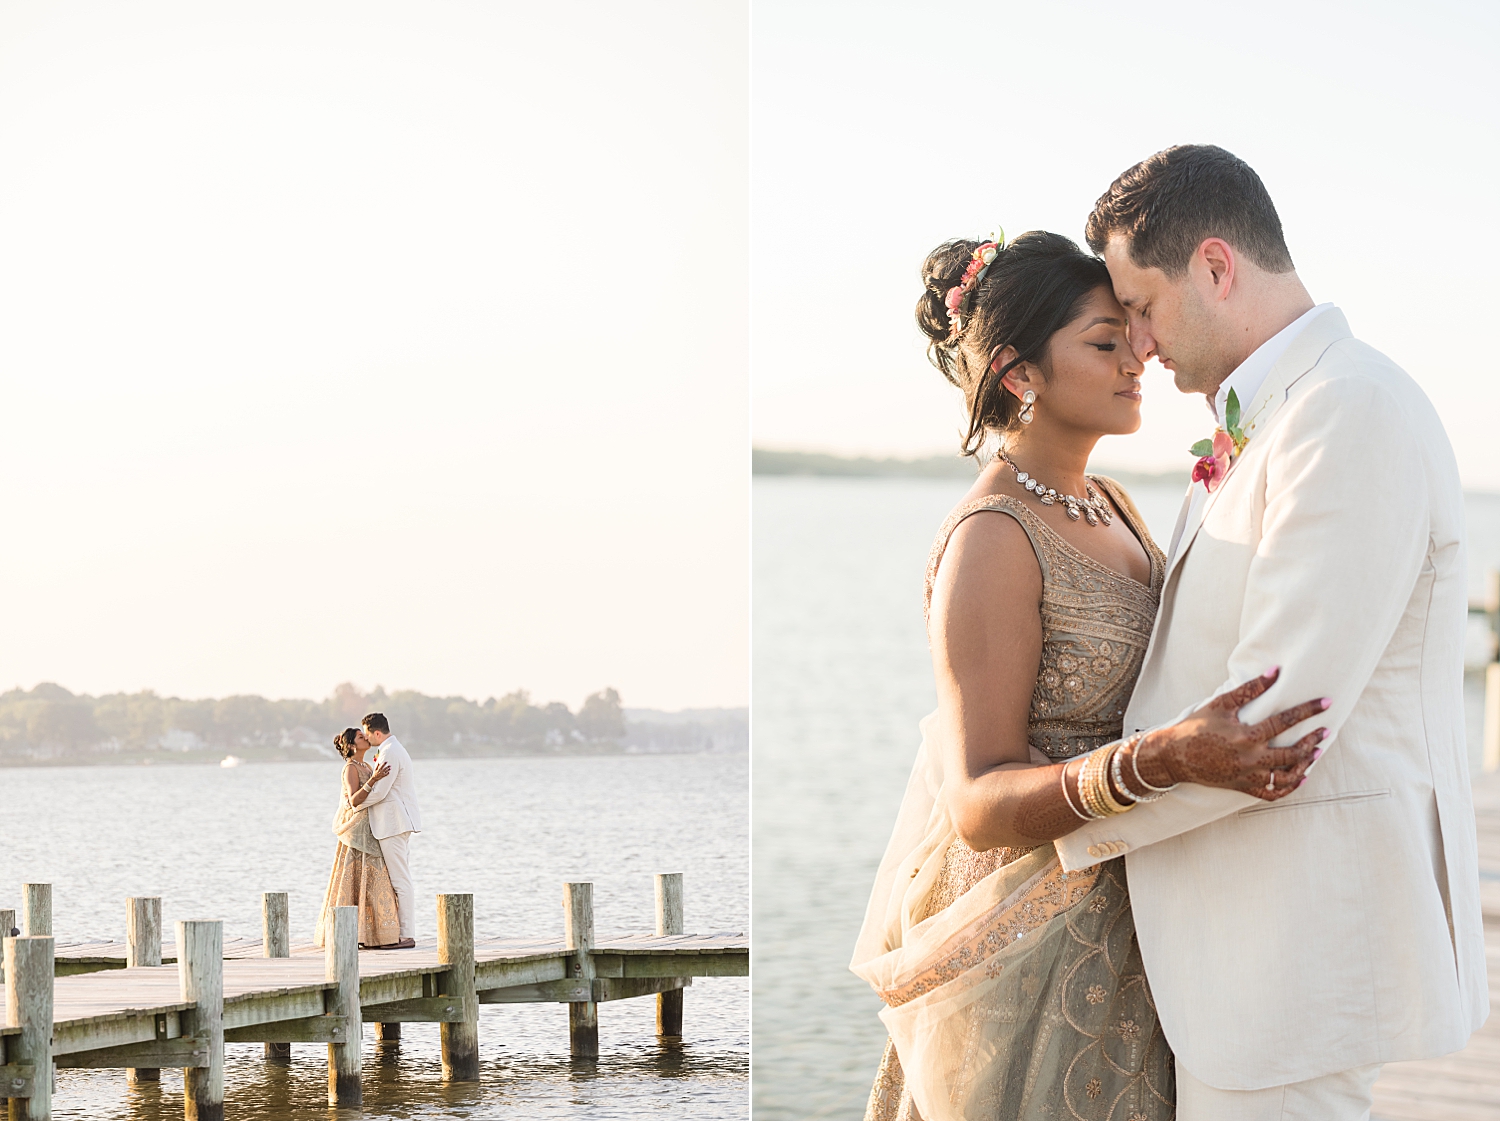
[[994, 348, 1040, 402]]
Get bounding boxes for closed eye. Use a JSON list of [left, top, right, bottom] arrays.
[[1091, 343, 1116, 352]]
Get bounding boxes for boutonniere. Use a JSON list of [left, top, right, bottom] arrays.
[[1189, 388, 1251, 493]]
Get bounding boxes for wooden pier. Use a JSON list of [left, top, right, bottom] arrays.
[[1372, 768, 1500, 1120], [0, 873, 746, 1120]]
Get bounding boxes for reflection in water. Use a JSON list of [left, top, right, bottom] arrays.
[[56, 983, 748, 1119], [4, 754, 746, 1119]]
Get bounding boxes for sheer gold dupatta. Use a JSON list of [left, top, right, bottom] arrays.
[[852, 715, 1169, 1121]]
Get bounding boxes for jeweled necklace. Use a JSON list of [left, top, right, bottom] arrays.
[[997, 452, 1113, 527]]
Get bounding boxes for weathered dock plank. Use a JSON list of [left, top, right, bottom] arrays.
[[1372, 771, 1500, 1120], [6, 878, 746, 1120]]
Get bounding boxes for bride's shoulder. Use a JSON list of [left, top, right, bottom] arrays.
[[926, 492, 1043, 611]]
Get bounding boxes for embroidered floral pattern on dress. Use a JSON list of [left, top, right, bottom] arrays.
[[875, 859, 1101, 1008], [863, 478, 1173, 1121], [923, 479, 1164, 763]]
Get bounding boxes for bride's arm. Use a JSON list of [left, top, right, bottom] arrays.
[[935, 511, 1325, 852], [930, 511, 1076, 851], [346, 761, 390, 807]]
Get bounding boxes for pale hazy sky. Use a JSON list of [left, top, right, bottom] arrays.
[[0, 1, 748, 709], [752, 1, 1500, 488]]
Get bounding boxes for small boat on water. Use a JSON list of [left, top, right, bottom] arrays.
[[219, 755, 244, 768]]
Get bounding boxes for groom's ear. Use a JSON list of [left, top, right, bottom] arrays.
[[1192, 237, 1237, 300]]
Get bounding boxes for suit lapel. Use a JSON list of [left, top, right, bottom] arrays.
[[1161, 307, 1352, 585]]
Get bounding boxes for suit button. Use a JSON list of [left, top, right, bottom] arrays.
[[1087, 845, 1101, 857]]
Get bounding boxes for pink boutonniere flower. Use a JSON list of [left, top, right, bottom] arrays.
[[1189, 388, 1252, 494], [1192, 431, 1235, 492]]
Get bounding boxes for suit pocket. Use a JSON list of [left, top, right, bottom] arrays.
[[1237, 788, 1391, 816]]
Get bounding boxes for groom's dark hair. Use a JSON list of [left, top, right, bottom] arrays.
[[362, 712, 390, 735], [1085, 145, 1294, 276]]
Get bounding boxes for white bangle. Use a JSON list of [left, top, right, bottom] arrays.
[[1060, 759, 1093, 821], [1111, 735, 1161, 804], [1127, 733, 1175, 795]]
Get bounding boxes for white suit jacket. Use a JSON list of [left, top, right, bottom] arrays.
[[364, 735, 423, 839], [1056, 308, 1487, 1089]]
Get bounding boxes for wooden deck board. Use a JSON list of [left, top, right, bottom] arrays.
[[34, 930, 746, 1051], [1372, 770, 1500, 1120]]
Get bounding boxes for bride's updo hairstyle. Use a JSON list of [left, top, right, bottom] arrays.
[[334, 727, 360, 759], [917, 230, 1111, 456]]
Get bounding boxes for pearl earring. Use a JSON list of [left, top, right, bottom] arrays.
[[1018, 390, 1036, 425]]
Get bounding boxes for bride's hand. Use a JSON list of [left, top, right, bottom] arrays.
[[371, 761, 392, 782], [1133, 667, 1328, 802]]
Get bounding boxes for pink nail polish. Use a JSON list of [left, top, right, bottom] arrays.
[[1264, 666, 1280, 679], [1319, 727, 1330, 741], [1312, 747, 1323, 761], [1319, 698, 1332, 710]]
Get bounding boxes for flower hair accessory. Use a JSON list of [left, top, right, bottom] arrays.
[[944, 227, 1006, 339]]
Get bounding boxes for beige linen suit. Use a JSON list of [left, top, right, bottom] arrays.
[[1056, 308, 1487, 1092], [364, 735, 423, 939]]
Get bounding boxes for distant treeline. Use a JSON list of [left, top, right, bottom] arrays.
[[0, 682, 746, 763], [752, 448, 1189, 489]]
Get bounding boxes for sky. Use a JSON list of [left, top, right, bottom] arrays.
[[0, 1, 748, 710], [751, 0, 1500, 488]]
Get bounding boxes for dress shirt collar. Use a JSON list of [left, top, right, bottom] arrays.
[[1211, 303, 1334, 424]]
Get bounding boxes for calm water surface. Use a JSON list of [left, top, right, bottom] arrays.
[[752, 474, 1500, 1121], [0, 753, 747, 1119]]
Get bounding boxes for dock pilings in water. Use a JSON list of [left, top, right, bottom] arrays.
[[2, 872, 743, 1120]]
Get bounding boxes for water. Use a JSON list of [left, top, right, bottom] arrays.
[[0, 753, 747, 1119], [751, 474, 1500, 1121]]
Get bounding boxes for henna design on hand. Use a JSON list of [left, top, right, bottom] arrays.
[[1137, 667, 1329, 802]]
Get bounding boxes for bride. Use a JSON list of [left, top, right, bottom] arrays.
[[853, 231, 1329, 1121], [316, 727, 403, 949]]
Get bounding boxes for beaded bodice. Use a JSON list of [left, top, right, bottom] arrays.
[[923, 475, 1165, 762]]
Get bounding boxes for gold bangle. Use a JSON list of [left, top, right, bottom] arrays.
[[1077, 750, 1106, 818], [1096, 744, 1134, 814], [1081, 745, 1133, 817], [1060, 759, 1092, 821]]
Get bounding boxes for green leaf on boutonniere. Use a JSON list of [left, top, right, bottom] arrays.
[[1189, 438, 1214, 457], [1224, 388, 1241, 433]]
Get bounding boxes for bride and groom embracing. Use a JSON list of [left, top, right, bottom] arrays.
[[853, 145, 1486, 1120], [315, 712, 423, 951]]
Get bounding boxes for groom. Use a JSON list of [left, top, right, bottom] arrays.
[[1056, 145, 1487, 1117], [360, 712, 423, 948]]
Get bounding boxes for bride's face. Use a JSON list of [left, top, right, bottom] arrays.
[[1031, 287, 1145, 437], [354, 731, 371, 756]]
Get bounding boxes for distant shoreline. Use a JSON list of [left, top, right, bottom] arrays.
[[0, 741, 746, 769], [752, 447, 1191, 489]]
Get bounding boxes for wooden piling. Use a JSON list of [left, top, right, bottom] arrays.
[[125, 897, 162, 1085], [5, 935, 53, 1121], [436, 893, 479, 1081], [324, 906, 361, 1105], [564, 882, 598, 1059], [20, 887, 49, 939], [261, 893, 291, 1064], [655, 873, 685, 1037], [374, 1022, 400, 1042], [177, 920, 224, 1121], [0, 911, 14, 939]]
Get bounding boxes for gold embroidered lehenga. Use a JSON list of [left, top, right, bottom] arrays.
[[852, 478, 1174, 1121], [315, 760, 402, 949]]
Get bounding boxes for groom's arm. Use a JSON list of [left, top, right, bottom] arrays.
[[1057, 368, 1431, 871]]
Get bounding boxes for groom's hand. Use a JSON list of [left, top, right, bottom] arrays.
[[1136, 667, 1329, 801]]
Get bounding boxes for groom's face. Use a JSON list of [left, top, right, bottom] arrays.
[[1102, 237, 1218, 396]]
